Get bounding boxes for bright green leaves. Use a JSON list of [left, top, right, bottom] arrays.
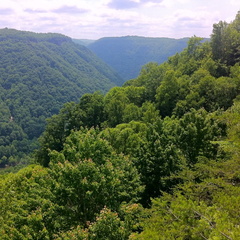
[[102, 118, 182, 203], [175, 108, 220, 165], [61, 128, 112, 165], [101, 121, 148, 156], [1, 128, 143, 238], [216, 99, 240, 157], [211, 12, 240, 67], [0, 165, 58, 239], [49, 158, 113, 226], [48, 128, 143, 226], [135, 178, 240, 240], [36, 92, 106, 167], [127, 62, 166, 102], [104, 87, 130, 127], [133, 120, 183, 203], [88, 207, 127, 240], [55, 204, 144, 240], [101, 108, 222, 204], [104, 86, 146, 127], [131, 95, 240, 239]]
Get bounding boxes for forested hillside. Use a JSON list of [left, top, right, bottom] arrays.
[[1, 11, 240, 239], [0, 28, 122, 170], [87, 36, 189, 80]]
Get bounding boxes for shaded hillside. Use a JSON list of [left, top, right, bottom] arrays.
[[0, 28, 122, 168], [87, 36, 189, 80]]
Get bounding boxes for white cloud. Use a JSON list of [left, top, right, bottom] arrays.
[[0, 8, 14, 15], [52, 5, 89, 14], [0, 0, 239, 39]]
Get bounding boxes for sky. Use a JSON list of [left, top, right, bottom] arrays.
[[0, 0, 239, 40]]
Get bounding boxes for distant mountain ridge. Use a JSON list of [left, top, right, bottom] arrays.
[[73, 38, 96, 46], [85, 36, 190, 80]]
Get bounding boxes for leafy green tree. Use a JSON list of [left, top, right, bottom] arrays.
[[48, 128, 143, 226], [186, 36, 205, 59], [36, 102, 77, 167], [196, 73, 217, 111], [132, 113, 240, 238], [77, 91, 106, 128], [104, 87, 130, 127], [122, 104, 142, 123], [174, 36, 207, 76], [134, 118, 184, 204], [89, 207, 127, 240], [156, 70, 179, 117], [213, 76, 238, 110], [102, 118, 183, 204], [124, 62, 167, 101], [211, 12, 240, 67], [211, 21, 228, 62], [101, 121, 148, 156], [133, 157, 240, 239], [132, 190, 236, 239], [175, 108, 220, 166], [123, 86, 146, 107], [0, 165, 59, 239], [141, 101, 160, 124], [36, 91, 109, 167], [55, 226, 88, 240]]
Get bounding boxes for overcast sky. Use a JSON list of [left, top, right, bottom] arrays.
[[0, 0, 239, 40]]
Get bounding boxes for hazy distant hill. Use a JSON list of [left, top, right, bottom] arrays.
[[87, 36, 189, 80], [0, 28, 122, 167], [73, 39, 96, 46]]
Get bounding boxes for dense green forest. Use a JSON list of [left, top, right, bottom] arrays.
[[87, 36, 189, 80], [1, 11, 240, 239], [0, 29, 122, 170]]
